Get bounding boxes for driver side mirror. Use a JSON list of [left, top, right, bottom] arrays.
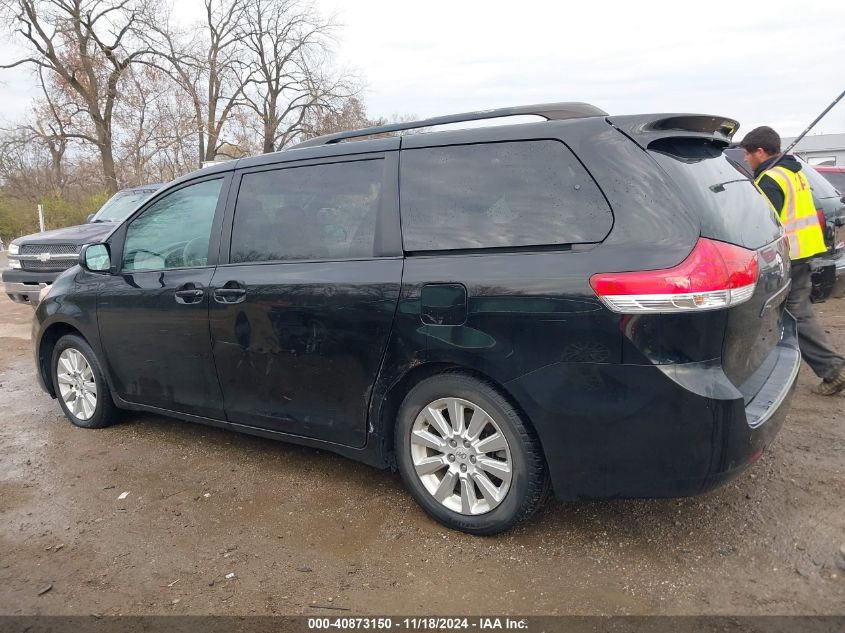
[[79, 243, 111, 273], [86, 213, 96, 223]]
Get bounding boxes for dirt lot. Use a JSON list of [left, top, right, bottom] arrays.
[[0, 259, 843, 616]]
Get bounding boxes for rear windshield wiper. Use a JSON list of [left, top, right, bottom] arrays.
[[709, 179, 749, 193]]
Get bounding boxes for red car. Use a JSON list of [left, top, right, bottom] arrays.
[[815, 165, 845, 194]]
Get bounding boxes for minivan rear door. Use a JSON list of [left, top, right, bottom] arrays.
[[209, 151, 403, 448], [648, 140, 789, 396]]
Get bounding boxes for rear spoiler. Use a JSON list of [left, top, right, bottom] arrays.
[[607, 114, 740, 150]]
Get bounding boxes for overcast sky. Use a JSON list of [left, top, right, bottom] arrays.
[[2, 0, 844, 139]]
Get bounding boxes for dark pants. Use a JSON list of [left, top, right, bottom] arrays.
[[786, 262, 845, 380]]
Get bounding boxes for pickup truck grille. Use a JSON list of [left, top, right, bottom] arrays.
[[18, 244, 80, 272], [20, 259, 77, 272], [20, 244, 79, 255]]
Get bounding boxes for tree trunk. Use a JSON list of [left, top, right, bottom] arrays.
[[261, 105, 279, 154], [96, 118, 118, 194], [47, 145, 65, 194], [198, 129, 206, 168], [263, 95, 278, 153], [204, 125, 219, 163], [92, 101, 118, 193], [100, 143, 118, 194], [262, 125, 275, 153]]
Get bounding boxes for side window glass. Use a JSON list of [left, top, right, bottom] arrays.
[[123, 179, 224, 272], [399, 140, 613, 251], [230, 159, 383, 263]]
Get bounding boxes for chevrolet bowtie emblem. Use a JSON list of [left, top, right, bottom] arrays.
[[36, 252, 51, 262]]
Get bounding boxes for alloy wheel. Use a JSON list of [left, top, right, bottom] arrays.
[[56, 348, 98, 421], [410, 397, 512, 515]]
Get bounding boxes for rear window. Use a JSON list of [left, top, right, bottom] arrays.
[[818, 170, 845, 194], [399, 140, 612, 251], [649, 139, 782, 250], [801, 164, 841, 199]]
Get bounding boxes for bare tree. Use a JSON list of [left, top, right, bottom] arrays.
[[0, 127, 55, 201], [302, 95, 378, 137], [0, 0, 385, 241], [19, 68, 72, 192], [0, 66, 88, 198], [239, 0, 356, 152], [300, 101, 422, 142], [0, 0, 151, 193], [143, 0, 253, 165], [0, 116, 106, 236], [114, 64, 200, 184]]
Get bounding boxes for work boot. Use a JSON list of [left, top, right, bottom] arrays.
[[813, 368, 845, 396]]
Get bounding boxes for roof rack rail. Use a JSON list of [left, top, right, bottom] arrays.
[[292, 101, 607, 149]]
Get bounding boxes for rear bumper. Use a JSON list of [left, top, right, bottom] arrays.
[[3, 269, 57, 305], [506, 314, 800, 501], [834, 254, 845, 298], [694, 316, 799, 493], [810, 251, 845, 301]]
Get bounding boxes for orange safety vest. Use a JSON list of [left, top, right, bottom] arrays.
[[756, 166, 826, 260]]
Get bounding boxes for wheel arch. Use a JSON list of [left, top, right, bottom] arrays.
[[374, 362, 545, 470], [37, 322, 89, 398]]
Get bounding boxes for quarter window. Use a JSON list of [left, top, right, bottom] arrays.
[[123, 179, 223, 272], [399, 140, 613, 251], [230, 159, 384, 263]]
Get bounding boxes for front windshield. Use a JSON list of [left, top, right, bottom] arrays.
[[92, 190, 155, 222]]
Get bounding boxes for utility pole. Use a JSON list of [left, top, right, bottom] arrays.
[[38, 204, 45, 232]]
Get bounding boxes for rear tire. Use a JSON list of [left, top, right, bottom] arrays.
[[395, 373, 548, 535], [51, 334, 118, 429]]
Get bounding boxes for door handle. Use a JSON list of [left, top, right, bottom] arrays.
[[213, 281, 247, 304], [174, 283, 204, 305]]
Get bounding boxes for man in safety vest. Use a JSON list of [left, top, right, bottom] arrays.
[[741, 126, 845, 395]]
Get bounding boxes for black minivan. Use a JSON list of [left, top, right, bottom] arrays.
[[33, 103, 800, 534]]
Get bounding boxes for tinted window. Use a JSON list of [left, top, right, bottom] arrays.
[[399, 140, 612, 251], [724, 147, 841, 199], [650, 140, 782, 250], [800, 163, 841, 199], [723, 148, 753, 178], [230, 160, 383, 263], [123, 179, 223, 271], [819, 171, 845, 193]]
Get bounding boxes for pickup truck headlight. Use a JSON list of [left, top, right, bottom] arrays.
[[7, 243, 20, 267]]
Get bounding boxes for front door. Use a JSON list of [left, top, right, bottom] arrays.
[[98, 176, 229, 418], [209, 156, 402, 447]]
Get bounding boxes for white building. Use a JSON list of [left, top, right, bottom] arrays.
[[781, 133, 845, 166]]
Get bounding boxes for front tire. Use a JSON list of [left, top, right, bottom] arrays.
[[51, 334, 118, 429], [395, 373, 548, 535]]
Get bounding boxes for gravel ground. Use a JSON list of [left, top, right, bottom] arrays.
[[0, 259, 843, 616]]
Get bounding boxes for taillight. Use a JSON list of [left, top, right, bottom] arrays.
[[589, 238, 759, 313], [817, 209, 826, 230]]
